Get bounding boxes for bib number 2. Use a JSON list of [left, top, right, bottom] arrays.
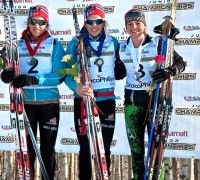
[[28, 58, 38, 74]]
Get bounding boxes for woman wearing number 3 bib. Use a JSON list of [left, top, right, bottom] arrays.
[[119, 9, 186, 180], [1, 5, 67, 179]]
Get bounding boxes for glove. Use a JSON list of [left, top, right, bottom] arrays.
[[154, 22, 179, 40], [0, 47, 6, 70], [115, 58, 126, 80], [1, 68, 15, 83], [0, 56, 5, 70], [152, 67, 176, 83], [12, 74, 39, 88]]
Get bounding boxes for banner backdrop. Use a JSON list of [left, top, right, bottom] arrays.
[[0, 0, 200, 159]]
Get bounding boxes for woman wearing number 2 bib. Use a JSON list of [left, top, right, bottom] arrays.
[[1, 5, 67, 179]]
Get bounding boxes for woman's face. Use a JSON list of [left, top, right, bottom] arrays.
[[84, 15, 104, 38], [28, 16, 48, 38], [126, 21, 146, 39]]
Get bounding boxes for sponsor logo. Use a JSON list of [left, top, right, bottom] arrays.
[[165, 143, 196, 150], [175, 107, 200, 115], [60, 138, 117, 147], [127, 82, 152, 88], [13, 0, 32, 3], [106, 29, 120, 34], [176, 38, 200, 45], [91, 75, 114, 84], [0, 9, 29, 16], [50, 30, 72, 36], [1, 125, 11, 130], [16, 159, 25, 180], [183, 26, 200, 31], [173, 73, 196, 80], [0, 134, 14, 143], [43, 125, 58, 131], [20, 52, 51, 57], [0, 104, 9, 111], [141, 57, 154, 62], [166, 131, 188, 137], [60, 105, 121, 112], [57, 6, 115, 15], [145, 141, 196, 150], [133, 2, 194, 12], [61, 138, 79, 145], [184, 96, 200, 101], [60, 105, 74, 112], [60, 94, 74, 99]]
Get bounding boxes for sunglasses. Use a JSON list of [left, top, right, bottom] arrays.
[[28, 19, 48, 26], [86, 19, 104, 25]]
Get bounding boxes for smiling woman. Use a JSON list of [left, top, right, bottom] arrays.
[[0, 4, 68, 180], [119, 9, 186, 180], [60, 3, 126, 180]]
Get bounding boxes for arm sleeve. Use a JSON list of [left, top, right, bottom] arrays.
[[35, 39, 68, 86], [63, 38, 79, 92]]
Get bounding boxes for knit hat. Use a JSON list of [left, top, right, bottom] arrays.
[[124, 9, 146, 26], [28, 5, 49, 21], [84, 4, 105, 20]]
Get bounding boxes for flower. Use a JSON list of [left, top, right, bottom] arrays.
[[62, 54, 72, 63], [154, 55, 165, 64]]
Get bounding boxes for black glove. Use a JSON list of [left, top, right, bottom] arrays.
[[154, 22, 179, 40], [1, 68, 15, 83], [152, 67, 176, 83], [12, 74, 39, 88], [115, 58, 126, 80]]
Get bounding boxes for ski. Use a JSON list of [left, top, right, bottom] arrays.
[[72, 8, 109, 180], [2, 0, 31, 179], [144, 0, 178, 179]]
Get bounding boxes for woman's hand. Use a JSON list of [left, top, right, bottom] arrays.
[[76, 84, 94, 98]]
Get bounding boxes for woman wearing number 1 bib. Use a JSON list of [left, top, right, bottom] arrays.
[[61, 4, 126, 180]]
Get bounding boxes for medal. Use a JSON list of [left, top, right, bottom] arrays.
[[94, 58, 104, 72], [135, 71, 141, 81]]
